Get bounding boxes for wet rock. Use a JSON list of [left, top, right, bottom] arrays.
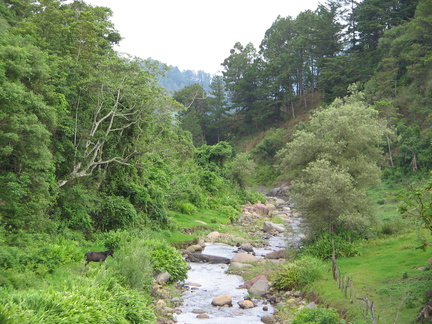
[[249, 279, 270, 297], [261, 314, 277, 323], [186, 253, 230, 264], [155, 271, 170, 285], [238, 300, 255, 309], [265, 249, 286, 260], [186, 244, 204, 253], [196, 313, 210, 319], [212, 294, 232, 307], [262, 221, 286, 233], [192, 309, 207, 314], [231, 253, 259, 263], [185, 282, 202, 287]]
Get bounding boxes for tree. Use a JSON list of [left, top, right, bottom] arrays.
[[277, 88, 389, 234], [207, 75, 228, 144], [222, 42, 273, 133], [0, 17, 61, 230], [399, 172, 432, 235], [58, 56, 181, 187], [174, 83, 209, 146]]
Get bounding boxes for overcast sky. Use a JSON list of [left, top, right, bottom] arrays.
[[85, 0, 322, 74]]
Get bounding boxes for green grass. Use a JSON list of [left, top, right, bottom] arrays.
[[308, 184, 432, 323], [169, 208, 232, 228]]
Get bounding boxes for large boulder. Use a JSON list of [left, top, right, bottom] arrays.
[[262, 221, 286, 233], [249, 279, 270, 296], [228, 262, 254, 271], [231, 253, 259, 263], [243, 202, 269, 215], [186, 253, 230, 264], [265, 249, 286, 260], [238, 275, 268, 289], [238, 242, 254, 253], [238, 300, 255, 309], [207, 231, 221, 241], [212, 294, 232, 307], [261, 314, 277, 323], [155, 271, 170, 285]]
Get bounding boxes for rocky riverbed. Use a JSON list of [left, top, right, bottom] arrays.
[[154, 188, 313, 323]]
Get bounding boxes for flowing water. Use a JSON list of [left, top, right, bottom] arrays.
[[175, 198, 305, 324]]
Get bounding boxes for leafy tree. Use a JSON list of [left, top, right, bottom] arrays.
[[0, 18, 61, 231], [174, 83, 209, 146], [57, 57, 180, 187], [277, 88, 389, 234], [399, 172, 432, 235]]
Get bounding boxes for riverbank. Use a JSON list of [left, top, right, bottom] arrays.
[[153, 190, 314, 323]]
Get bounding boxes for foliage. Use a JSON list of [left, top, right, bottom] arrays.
[[399, 172, 432, 234], [277, 89, 388, 234], [106, 237, 154, 292], [146, 240, 188, 282], [291, 307, 344, 324], [272, 256, 324, 290], [229, 152, 256, 188], [195, 141, 234, 173], [299, 232, 361, 260], [93, 195, 138, 231], [0, 276, 155, 323], [0, 234, 82, 288]]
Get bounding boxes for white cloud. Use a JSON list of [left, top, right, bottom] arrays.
[[86, 0, 321, 74]]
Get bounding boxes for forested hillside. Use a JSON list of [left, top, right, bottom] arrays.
[[155, 62, 211, 93], [0, 0, 431, 323]]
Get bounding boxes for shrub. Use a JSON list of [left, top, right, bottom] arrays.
[[146, 240, 188, 282], [273, 256, 324, 290], [217, 205, 239, 222], [98, 229, 136, 250], [291, 307, 344, 324], [176, 202, 197, 215], [93, 195, 138, 231], [300, 233, 361, 260], [106, 238, 154, 292]]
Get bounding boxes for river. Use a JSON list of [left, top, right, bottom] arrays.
[[175, 197, 305, 323]]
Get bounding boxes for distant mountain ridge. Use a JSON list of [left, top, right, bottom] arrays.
[[150, 58, 212, 93]]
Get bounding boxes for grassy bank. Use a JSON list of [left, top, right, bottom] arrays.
[[302, 183, 432, 323]]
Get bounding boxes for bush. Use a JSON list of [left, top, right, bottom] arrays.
[[145, 240, 188, 282], [292, 307, 344, 324], [93, 195, 138, 231], [106, 238, 154, 292], [273, 256, 324, 290], [176, 202, 197, 215], [300, 233, 361, 260], [217, 205, 239, 222]]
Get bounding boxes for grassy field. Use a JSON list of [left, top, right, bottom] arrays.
[[308, 183, 432, 323]]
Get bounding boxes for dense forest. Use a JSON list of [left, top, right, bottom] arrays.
[[0, 0, 431, 322]]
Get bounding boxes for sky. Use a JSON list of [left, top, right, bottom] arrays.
[[85, 0, 322, 75]]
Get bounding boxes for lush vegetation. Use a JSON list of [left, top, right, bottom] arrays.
[[1, 0, 432, 323]]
